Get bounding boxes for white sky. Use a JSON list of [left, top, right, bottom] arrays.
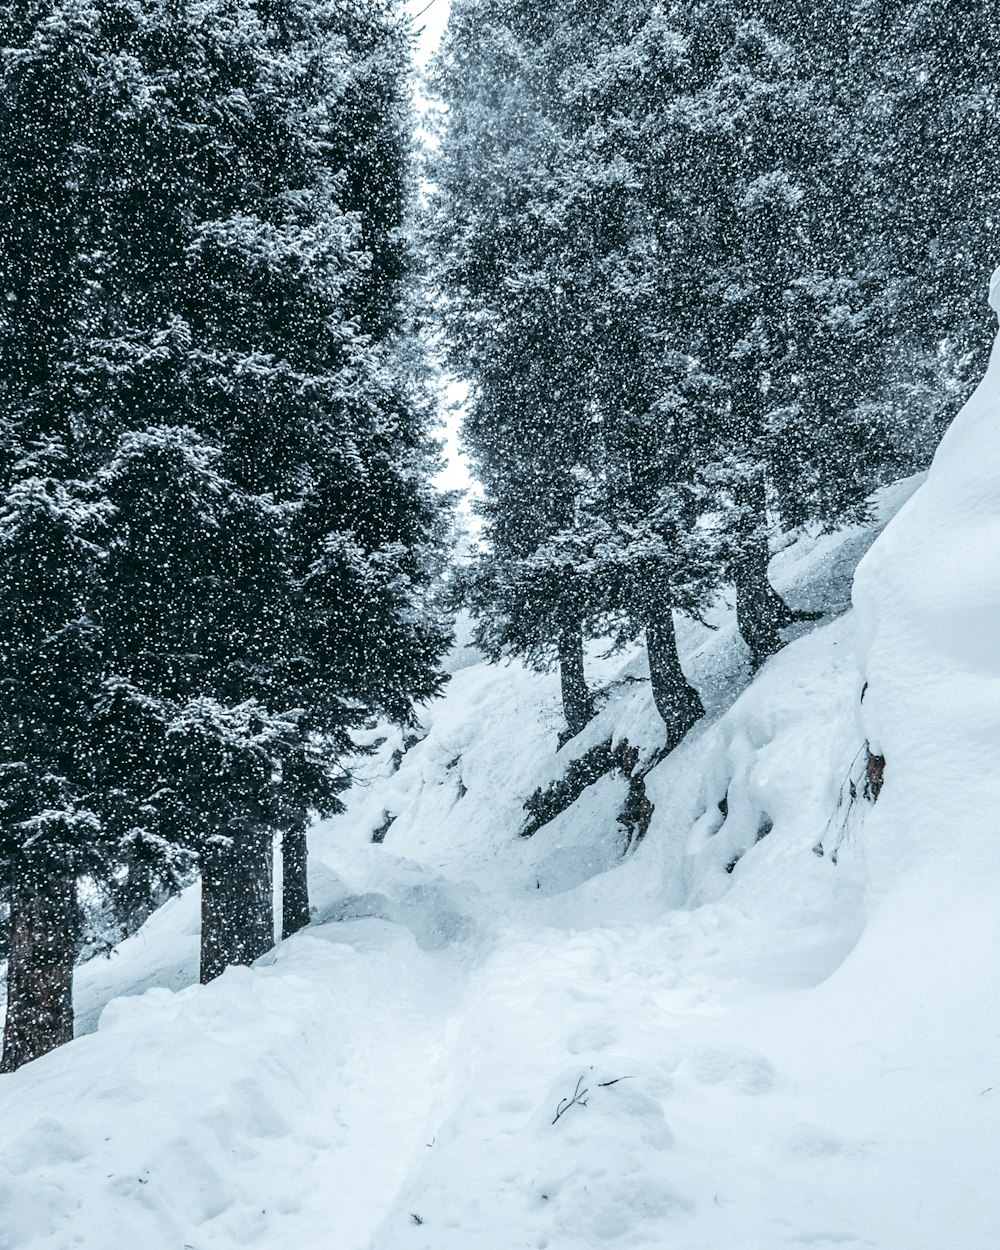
[[403, 0, 477, 507], [407, 0, 451, 68]]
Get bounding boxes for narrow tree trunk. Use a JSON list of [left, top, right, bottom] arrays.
[[281, 825, 310, 940], [557, 623, 594, 738], [200, 830, 273, 984], [733, 470, 808, 668], [646, 607, 704, 751], [1, 866, 77, 1072], [115, 852, 154, 939]]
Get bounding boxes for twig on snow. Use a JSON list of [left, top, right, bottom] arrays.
[[552, 1073, 590, 1124]]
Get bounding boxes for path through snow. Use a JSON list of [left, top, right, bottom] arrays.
[[2, 475, 999, 1249]]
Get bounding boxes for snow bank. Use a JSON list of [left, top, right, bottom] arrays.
[[0, 918, 465, 1250], [2, 433, 998, 1249], [854, 290, 1000, 889]]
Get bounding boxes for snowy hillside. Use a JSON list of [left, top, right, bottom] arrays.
[[6, 448, 998, 1249], [6, 2, 1000, 1247]]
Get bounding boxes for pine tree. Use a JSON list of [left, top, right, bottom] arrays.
[[854, 0, 1000, 422], [1, 0, 451, 1060], [431, 2, 732, 740], [238, 0, 452, 931], [90, 0, 451, 969], [97, 425, 292, 979], [574, 0, 913, 667], [427, 1, 599, 737], [0, 0, 133, 1069], [0, 469, 109, 1070]]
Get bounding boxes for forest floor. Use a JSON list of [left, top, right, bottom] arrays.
[[2, 473, 999, 1250]]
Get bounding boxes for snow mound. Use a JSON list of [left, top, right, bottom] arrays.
[[855, 298, 1000, 887]]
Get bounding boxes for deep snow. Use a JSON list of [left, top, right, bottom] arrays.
[[2, 396, 999, 1246]]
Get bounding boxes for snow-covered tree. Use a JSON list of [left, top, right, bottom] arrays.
[[432, 0, 933, 684], [0, 0, 451, 1063], [0, 470, 109, 1070], [87, 0, 452, 969], [426, 3, 596, 736], [0, 0, 128, 1070], [854, 0, 1000, 423], [429, 1, 721, 740], [611, 0, 899, 666]]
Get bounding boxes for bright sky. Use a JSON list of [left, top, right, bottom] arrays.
[[407, 0, 451, 68], [403, 0, 477, 508]]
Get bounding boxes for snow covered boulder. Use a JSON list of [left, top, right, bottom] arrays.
[[854, 275, 1000, 885]]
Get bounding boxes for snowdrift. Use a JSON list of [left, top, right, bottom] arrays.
[[854, 278, 1000, 887], [2, 317, 999, 1246]]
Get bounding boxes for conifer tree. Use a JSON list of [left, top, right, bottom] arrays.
[[632, 0, 897, 665], [430, 1, 718, 741], [85, 0, 451, 971], [427, 1, 599, 737], [0, 0, 451, 1062], [854, 0, 1000, 418], [0, 0, 130, 1069], [0, 471, 108, 1070], [97, 425, 292, 980]]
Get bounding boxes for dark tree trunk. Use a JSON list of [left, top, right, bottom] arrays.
[[734, 471, 816, 668], [646, 607, 704, 751], [115, 853, 154, 939], [734, 520, 783, 667], [864, 748, 885, 802], [1, 867, 77, 1072], [281, 825, 310, 940], [200, 830, 274, 984], [557, 623, 594, 738]]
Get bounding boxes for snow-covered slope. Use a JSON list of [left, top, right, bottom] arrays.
[[855, 307, 1000, 891], [2, 419, 998, 1247]]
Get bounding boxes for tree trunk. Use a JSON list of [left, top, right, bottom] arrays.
[[557, 623, 594, 738], [281, 825, 310, 940], [200, 830, 274, 984], [733, 471, 811, 668], [646, 607, 704, 751], [1, 866, 77, 1072], [115, 852, 154, 939]]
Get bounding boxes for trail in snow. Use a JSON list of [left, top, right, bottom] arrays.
[[2, 469, 999, 1249], [1, 910, 467, 1250]]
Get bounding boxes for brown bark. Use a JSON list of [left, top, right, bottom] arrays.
[[864, 749, 885, 802], [1, 867, 77, 1072], [557, 623, 594, 738], [281, 825, 310, 940], [200, 830, 274, 984], [646, 607, 704, 751]]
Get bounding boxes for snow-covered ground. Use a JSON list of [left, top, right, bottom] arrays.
[[2, 409, 1000, 1246]]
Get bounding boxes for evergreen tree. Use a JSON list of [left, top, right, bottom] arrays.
[[0, 0, 130, 1070], [629, 0, 897, 665], [854, 0, 1000, 422], [0, 0, 451, 1063], [97, 425, 293, 980], [428, 1, 599, 737], [434, 0, 951, 685], [430, 1, 718, 741], [87, 0, 451, 971], [0, 467, 109, 1070]]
